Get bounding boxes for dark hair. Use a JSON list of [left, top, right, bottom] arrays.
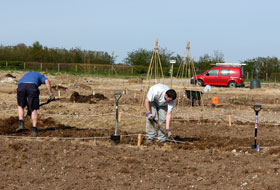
[[166, 89, 177, 100]]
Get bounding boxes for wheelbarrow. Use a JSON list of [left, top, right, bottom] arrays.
[[185, 90, 203, 106]]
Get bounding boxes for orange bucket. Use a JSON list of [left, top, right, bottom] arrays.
[[212, 96, 219, 105]]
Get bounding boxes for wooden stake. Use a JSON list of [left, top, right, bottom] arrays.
[[134, 93, 136, 98], [58, 90, 61, 98], [118, 112, 122, 122], [170, 63, 174, 88], [137, 134, 142, 147], [228, 115, 232, 127]]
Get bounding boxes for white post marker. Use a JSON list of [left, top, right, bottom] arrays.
[[170, 60, 176, 88]]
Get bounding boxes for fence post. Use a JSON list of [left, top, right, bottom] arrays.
[[266, 73, 268, 81], [76, 64, 78, 72], [24, 62, 26, 70], [247, 72, 248, 80], [58, 64, 60, 72], [6, 62, 8, 67], [40, 63, 43, 70]]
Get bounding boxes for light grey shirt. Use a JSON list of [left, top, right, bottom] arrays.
[[147, 84, 175, 112]]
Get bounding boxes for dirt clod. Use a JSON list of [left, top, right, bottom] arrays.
[[70, 91, 108, 104]]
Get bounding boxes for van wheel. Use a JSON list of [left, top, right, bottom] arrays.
[[228, 81, 236, 88], [197, 80, 204, 86]]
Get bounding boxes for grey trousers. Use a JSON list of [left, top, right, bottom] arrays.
[[146, 102, 167, 142]]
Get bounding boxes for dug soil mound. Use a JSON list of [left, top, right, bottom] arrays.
[[5, 73, 16, 78], [0, 116, 113, 138], [51, 85, 68, 91], [70, 91, 108, 104]]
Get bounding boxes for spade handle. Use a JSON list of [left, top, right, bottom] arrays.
[[253, 104, 262, 115]]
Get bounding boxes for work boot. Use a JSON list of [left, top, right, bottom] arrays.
[[31, 127, 38, 137], [16, 120, 24, 132]]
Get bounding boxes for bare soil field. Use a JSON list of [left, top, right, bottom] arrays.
[[0, 70, 279, 190]]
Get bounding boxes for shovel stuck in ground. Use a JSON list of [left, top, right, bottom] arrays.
[[251, 104, 262, 152], [110, 92, 122, 144]]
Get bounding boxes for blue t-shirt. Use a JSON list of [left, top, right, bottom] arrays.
[[18, 72, 48, 87]]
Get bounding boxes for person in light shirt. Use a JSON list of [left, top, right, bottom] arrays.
[[145, 84, 177, 143]]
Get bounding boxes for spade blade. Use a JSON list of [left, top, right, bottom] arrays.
[[251, 144, 260, 152], [111, 135, 120, 145]]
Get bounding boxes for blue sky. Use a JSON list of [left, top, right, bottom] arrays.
[[1, 0, 279, 63]]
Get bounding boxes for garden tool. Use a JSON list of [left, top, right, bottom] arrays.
[[151, 118, 178, 144], [111, 92, 122, 144], [25, 96, 56, 117], [251, 104, 262, 152]]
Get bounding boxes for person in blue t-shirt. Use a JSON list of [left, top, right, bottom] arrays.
[[16, 72, 55, 136]]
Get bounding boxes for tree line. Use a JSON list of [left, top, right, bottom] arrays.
[[124, 48, 280, 81], [0, 41, 114, 65], [1, 42, 280, 80]]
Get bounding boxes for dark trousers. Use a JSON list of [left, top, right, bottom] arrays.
[[17, 83, 40, 111]]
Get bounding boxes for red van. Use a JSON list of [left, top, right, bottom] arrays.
[[191, 65, 245, 87]]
